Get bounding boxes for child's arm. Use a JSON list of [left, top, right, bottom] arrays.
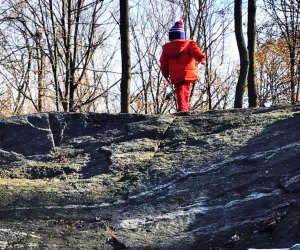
[[159, 52, 170, 79], [189, 41, 206, 65]]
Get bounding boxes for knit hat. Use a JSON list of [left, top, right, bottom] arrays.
[[169, 20, 185, 41]]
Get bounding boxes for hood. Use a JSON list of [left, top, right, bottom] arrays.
[[162, 40, 190, 58]]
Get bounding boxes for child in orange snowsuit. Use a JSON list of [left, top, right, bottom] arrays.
[[160, 20, 206, 114]]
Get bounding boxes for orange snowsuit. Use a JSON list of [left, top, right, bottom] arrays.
[[160, 39, 206, 112]]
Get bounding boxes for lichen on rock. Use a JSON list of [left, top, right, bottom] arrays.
[[0, 107, 300, 249]]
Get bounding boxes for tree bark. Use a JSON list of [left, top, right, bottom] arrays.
[[234, 0, 249, 108], [119, 0, 131, 113], [247, 0, 258, 107], [36, 31, 45, 112]]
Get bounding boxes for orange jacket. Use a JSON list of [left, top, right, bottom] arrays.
[[160, 39, 206, 84]]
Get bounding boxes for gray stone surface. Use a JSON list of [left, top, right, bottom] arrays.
[[0, 107, 300, 249], [0, 114, 54, 156]]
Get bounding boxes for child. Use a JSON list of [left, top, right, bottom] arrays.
[[160, 20, 206, 115]]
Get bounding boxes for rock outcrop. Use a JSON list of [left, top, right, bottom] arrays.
[[0, 106, 300, 250]]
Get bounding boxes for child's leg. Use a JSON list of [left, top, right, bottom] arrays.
[[183, 81, 192, 111], [175, 81, 191, 112]]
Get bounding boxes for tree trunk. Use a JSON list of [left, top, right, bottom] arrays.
[[289, 45, 296, 104], [247, 0, 258, 107], [37, 52, 46, 112], [119, 0, 131, 113], [234, 0, 249, 108], [66, 0, 72, 111]]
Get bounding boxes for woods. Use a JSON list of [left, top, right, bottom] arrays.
[[0, 0, 299, 116]]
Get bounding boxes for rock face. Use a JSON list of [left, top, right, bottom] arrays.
[[0, 107, 300, 250]]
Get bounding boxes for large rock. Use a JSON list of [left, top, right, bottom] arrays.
[[0, 107, 300, 249], [0, 114, 54, 156]]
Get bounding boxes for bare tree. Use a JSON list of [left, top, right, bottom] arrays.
[[247, 0, 257, 107], [119, 0, 131, 113], [256, 39, 291, 106], [180, 0, 235, 111], [234, 0, 249, 108], [129, 0, 178, 115], [35, 30, 46, 112], [0, 18, 38, 114], [0, 0, 115, 113], [263, 0, 300, 104]]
